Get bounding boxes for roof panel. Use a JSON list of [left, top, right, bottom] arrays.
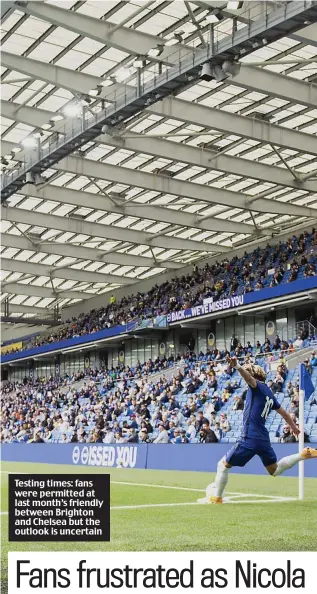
[[2, 0, 317, 319]]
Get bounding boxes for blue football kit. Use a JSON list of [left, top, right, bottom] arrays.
[[226, 380, 281, 468]]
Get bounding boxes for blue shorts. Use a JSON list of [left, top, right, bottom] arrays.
[[226, 439, 277, 468]]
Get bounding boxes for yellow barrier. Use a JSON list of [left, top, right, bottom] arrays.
[[0, 341, 22, 355]]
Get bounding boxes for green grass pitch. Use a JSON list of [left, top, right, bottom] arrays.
[[1, 461, 317, 593]]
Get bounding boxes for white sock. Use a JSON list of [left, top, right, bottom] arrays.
[[214, 459, 229, 497], [273, 453, 302, 477]]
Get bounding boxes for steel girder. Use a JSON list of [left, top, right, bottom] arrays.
[[2, 0, 316, 200]]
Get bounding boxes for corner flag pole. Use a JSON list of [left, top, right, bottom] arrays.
[[299, 361, 315, 500], [298, 364, 305, 501]]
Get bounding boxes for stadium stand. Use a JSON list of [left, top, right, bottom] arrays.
[[2, 339, 317, 446], [3, 228, 316, 355]]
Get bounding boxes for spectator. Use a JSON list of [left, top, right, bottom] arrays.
[[2, 227, 316, 359], [233, 395, 244, 411], [294, 335, 304, 349], [199, 420, 218, 443], [304, 358, 312, 376], [195, 411, 208, 433], [310, 351, 317, 367], [127, 428, 138, 443], [230, 335, 238, 352], [271, 373, 284, 394], [185, 418, 196, 441], [290, 401, 299, 418], [280, 424, 296, 443], [286, 381, 294, 398], [219, 412, 230, 433], [153, 423, 169, 443], [180, 429, 189, 444], [170, 427, 182, 444]]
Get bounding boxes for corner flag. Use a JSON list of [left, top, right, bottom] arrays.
[[298, 362, 314, 501], [299, 363, 314, 400]]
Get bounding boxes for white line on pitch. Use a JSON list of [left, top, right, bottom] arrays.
[[0, 495, 297, 515], [111, 480, 290, 499], [111, 480, 205, 492], [225, 497, 297, 505], [110, 497, 297, 509], [0, 473, 236, 495], [0, 473, 297, 500]]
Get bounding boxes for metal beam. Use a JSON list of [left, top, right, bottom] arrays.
[[2, 108, 317, 193], [16, 182, 249, 237], [1, 303, 50, 315], [1, 232, 183, 270], [1, 315, 59, 326], [16, 0, 317, 94], [1, 52, 101, 96], [148, 97, 317, 157], [232, 64, 317, 109], [2, 204, 222, 254], [14, 0, 182, 62], [2, 63, 314, 124], [184, 1, 206, 47], [2, 283, 91, 301], [1, 100, 54, 129], [290, 23, 317, 47], [99, 134, 317, 194], [52, 155, 317, 220], [3, 0, 317, 201], [1, 255, 136, 286], [2, 64, 315, 132]]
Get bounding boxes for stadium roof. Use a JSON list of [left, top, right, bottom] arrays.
[[1, 0, 317, 327]]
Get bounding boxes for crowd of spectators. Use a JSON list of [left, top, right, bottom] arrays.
[[3, 228, 316, 356], [2, 336, 317, 446]]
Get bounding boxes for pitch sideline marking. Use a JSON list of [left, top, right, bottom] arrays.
[[0, 496, 297, 516], [110, 481, 295, 500], [0, 472, 297, 500], [109, 497, 297, 509]]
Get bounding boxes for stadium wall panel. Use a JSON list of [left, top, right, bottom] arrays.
[[2, 443, 316, 477]]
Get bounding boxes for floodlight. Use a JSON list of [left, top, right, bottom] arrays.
[[222, 60, 241, 77], [213, 64, 229, 82], [63, 103, 81, 117], [200, 63, 213, 82], [22, 136, 37, 148], [26, 172, 35, 183], [34, 173, 45, 185]]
